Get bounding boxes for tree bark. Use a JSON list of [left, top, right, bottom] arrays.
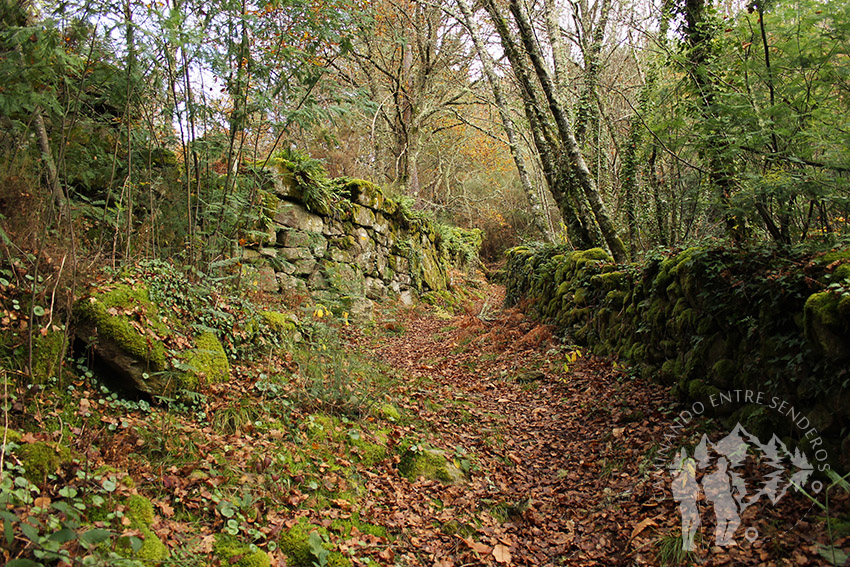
[[33, 108, 69, 219], [455, 0, 552, 242], [506, 0, 627, 261]]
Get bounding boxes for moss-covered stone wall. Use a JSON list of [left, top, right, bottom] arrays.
[[240, 164, 482, 308], [504, 244, 850, 467]]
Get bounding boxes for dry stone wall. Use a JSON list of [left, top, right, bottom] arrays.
[[240, 165, 480, 313], [504, 244, 850, 469]]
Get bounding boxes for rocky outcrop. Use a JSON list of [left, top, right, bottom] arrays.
[[240, 163, 482, 311]]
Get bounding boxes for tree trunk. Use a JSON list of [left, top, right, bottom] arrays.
[[33, 108, 68, 219], [455, 0, 552, 242], [482, 0, 594, 248], [506, 0, 627, 261]]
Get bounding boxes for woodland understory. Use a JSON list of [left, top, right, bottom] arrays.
[[2, 0, 850, 564]]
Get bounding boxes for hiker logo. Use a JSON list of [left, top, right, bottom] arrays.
[[669, 424, 815, 550], [653, 390, 829, 551]]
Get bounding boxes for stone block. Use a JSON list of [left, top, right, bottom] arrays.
[[352, 204, 376, 228], [280, 247, 313, 261], [274, 201, 324, 233], [294, 259, 317, 275], [277, 273, 308, 294]]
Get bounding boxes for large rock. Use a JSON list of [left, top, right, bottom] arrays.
[[274, 201, 325, 233]]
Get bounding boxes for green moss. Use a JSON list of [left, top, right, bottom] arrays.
[[379, 403, 401, 422], [260, 310, 298, 332], [805, 292, 841, 327], [279, 519, 331, 567], [15, 441, 73, 483], [604, 290, 627, 310], [804, 291, 848, 357], [352, 440, 388, 466], [733, 404, 775, 440], [818, 249, 850, 266], [834, 264, 850, 281], [305, 413, 343, 439], [398, 447, 463, 484], [1, 427, 21, 444], [660, 359, 681, 383], [74, 283, 168, 369], [30, 330, 65, 383], [329, 513, 387, 539], [711, 359, 737, 387], [326, 551, 353, 567], [117, 495, 168, 562], [258, 189, 280, 221], [440, 519, 477, 537], [571, 248, 613, 267], [573, 287, 589, 306], [184, 332, 230, 386], [126, 495, 155, 527], [213, 534, 271, 567], [127, 527, 169, 562], [590, 270, 626, 291], [687, 379, 721, 402]]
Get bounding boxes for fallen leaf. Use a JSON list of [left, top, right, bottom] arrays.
[[456, 535, 491, 555], [493, 543, 512, 564], [629, 517, 657, 542]]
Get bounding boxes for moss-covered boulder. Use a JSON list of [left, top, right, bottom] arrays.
[[14, 440, 75, 484], [74, 284, 171, 396], [213, 534, 271, 567], [804, 291, 850, 358]]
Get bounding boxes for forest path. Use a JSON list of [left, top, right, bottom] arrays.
[[363, 282, 677, 566]]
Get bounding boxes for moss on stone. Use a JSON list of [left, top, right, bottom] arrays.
[[604, 290, 627, 310], [398, 447, 463, 484], [804, 291, 848, 357], [687, 379, 721, 402], [711, 359, 738, 388], [184, 332, 230, 386], [74, 283, 168, 369], [117, 495, 168, 562], [660, 359, 680, 383], [573, 287, 589, 306], [590, 270, 626, 291], [260, 310, 298, 333], [15, 441, 73, 483], [213, 534, 271, 567], [279, 519, 331, 567], [30, 330, 65, 383]]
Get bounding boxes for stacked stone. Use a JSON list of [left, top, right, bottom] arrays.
[[241, 170, 450, 309]]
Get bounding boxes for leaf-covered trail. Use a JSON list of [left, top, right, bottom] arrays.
[[362, 284, 671, 565], [362, 284, 839, 566]]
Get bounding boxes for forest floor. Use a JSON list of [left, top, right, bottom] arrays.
[[359, 280, 849, 566], [3, 275, 848, 566]]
